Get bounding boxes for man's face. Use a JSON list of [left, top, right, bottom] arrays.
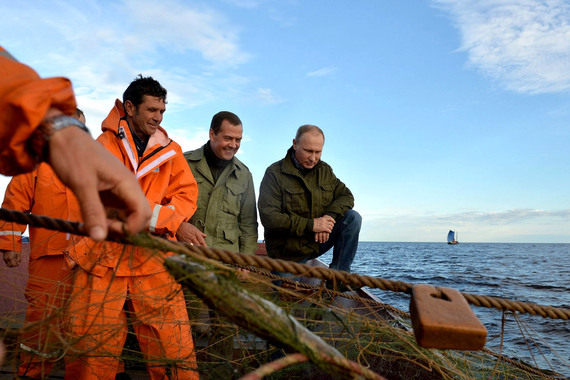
[[126, 95, 166, 137], [209, 120, 243, 160], [293, 131, 324, 170]]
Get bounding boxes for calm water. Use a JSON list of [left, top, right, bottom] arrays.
[[321, 242, 570, 376]]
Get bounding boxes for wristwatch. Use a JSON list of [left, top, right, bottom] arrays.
[[45, 115, 90, 135], [30, 114, 91, 162]]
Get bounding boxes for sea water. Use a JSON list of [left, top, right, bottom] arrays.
[[320, 242, 570, 377]]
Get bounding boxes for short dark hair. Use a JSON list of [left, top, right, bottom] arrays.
[[123, 75, 167, 108], [210, 111, 242, 134], [295, 124, 324, 141]]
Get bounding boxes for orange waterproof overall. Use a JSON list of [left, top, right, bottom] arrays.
[[0, 164, 80, 378], [64, 99, 199, 380]]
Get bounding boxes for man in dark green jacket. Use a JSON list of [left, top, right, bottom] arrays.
[[177, 111, 258, 378], [258, 124, 361, 284]]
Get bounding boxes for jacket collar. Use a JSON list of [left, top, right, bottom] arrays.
[[282, 146, 322, 176], [187, 143, 246, 181], [102, 99, 175, 177]]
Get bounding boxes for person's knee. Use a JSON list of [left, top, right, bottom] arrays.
[[344, 209, 362, 228]]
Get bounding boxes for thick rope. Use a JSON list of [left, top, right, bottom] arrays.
[[1, 208, 569, 321]]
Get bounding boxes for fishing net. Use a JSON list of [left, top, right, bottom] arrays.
[[0, 234, 567, 379]]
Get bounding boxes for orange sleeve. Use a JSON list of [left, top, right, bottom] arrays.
[[151, 148, 198, 238], [0, 46, 77, 175], [0, 169, 36, 252]]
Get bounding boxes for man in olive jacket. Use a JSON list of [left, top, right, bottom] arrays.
[[177, 111, 258, 254], [177, 111, 257, 378], [259, 124, 361, 281]]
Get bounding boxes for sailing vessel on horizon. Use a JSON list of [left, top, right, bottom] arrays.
[[447, 229, 459, 244]]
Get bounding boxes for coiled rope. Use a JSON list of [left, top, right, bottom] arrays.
[[1, 207, 568, 321]]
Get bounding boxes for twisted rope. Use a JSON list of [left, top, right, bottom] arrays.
[[1, 208, 569, 321]]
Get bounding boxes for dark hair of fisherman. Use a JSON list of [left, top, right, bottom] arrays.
[[123, 74, 167, 108]]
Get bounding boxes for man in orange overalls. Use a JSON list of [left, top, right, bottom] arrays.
[[0, 110, 85, 379], [64, 75, 199, 380]]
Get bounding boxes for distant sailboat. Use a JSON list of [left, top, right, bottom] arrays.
[[447, 230, 459, 245]]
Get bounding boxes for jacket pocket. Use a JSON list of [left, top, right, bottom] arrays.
[[221, 182, 246, 216], [222, 226, 239, 245], [284, 186, 308, 215], [319, 183, 335, 208]]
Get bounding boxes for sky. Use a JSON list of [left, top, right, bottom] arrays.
[[1, 0, 569, 243]]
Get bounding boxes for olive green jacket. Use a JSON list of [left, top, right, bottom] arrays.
[[258, 147, 354, 261], [184, 145, 258, 255]]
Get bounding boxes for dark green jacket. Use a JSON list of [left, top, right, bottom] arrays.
[[184, 145, 258, 255], [258, 147, 354, 261]]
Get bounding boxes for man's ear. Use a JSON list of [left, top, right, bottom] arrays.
[[124, 100, 135, 117], [209, 128, 215, 140], [292, 138, 297, 150]]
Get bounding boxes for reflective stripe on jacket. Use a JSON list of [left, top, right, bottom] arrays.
[[184, 145, 258, 255], [0, 163, 80, 258], [258, 146, 354, 261]]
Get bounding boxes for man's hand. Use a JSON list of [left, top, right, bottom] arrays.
[[313, 215, 335, 233], [48, 125, 151, 241], [2, 250, 21, 267], [176, 222, 208, 246], [236, 268, 250, 279], [314, 231, 330, 244]]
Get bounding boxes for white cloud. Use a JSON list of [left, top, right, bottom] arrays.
[[222, 0, 264, 9], [254, 88, 285, 104], [0, 0, 257, 125], [123, 0, 251, 66], [433, 0, 570, 94], [306, 66, 336, 78], [359, 207, 570, 242]]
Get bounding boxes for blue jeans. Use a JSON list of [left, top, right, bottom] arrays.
[[273, 210, 362, 285], [307, 209, 362, 273]]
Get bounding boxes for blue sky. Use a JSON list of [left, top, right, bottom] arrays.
[[1, 0, 569, 243]]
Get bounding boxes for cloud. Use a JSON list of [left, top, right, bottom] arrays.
[[436, 208, 570, 224], [123, 0, 251, 66], [368, 208, 570, 225], [433, 0, 570, 94], [306, 66, 337, 78], [254, 88, 286, 104], [360, 208, 570, 242], [1, 0, 259, 119], [222, 0, 264, 8]]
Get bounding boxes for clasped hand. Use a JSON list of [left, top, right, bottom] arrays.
[[313, 215, 335, 243]]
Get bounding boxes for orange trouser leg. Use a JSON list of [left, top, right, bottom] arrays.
[[17, 255, 73, 379], [64, 269, 128, 380], [129, 272, 199, 380]]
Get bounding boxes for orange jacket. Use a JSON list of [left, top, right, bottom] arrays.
[[69, 99, 198, 276], [0, 46, 76, 175], [0, 163, 81, 259]]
